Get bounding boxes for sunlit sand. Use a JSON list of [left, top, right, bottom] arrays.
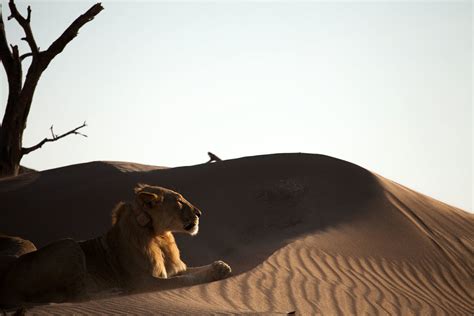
[[0, 153, 472, 314]]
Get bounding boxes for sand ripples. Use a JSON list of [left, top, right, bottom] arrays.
[[32, 223, 473, 315], [199, 241, 473, 315], [11, 155, 472, 315]]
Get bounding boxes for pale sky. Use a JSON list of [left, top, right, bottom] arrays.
[[1, 1, 472, 212]]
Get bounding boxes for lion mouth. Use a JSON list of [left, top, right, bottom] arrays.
[[184, 221, 199, 236], [184, 223, 196, 231]]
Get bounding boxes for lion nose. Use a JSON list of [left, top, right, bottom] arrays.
[[194, 208, 202, 218]]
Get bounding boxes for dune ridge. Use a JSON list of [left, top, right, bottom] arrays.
[[0, 153, 472, 314]]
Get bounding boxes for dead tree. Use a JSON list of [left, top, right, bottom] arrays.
[[0, 1, 103, 177]]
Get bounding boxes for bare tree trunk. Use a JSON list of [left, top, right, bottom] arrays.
[[0, 9, 23, 177], [0, 1, 102, 177], [0, 128, 21, 177]]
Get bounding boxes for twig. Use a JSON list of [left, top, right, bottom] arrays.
[[49, 125, 56, 138], [21, 121, 87, 156]]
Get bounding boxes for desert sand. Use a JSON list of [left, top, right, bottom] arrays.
[[0, 153, 472, 314]]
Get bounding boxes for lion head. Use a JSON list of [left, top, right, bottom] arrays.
[[131, 184, 202, 236]]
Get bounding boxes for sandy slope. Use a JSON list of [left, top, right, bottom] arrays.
[[0, 153, 472, 314]]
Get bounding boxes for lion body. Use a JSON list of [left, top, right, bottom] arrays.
[[0, 185, 231, 306], [105, 201, 187, 281]]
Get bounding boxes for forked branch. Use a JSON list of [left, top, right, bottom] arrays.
[[3, 1, 103, 68], [7, 1, 38, 56], [21, 122, 88, 156]]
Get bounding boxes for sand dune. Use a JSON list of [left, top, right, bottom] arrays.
[[0, 153, 472, 314]]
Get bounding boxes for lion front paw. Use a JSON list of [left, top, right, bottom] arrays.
[[210, 260, 232, 281]]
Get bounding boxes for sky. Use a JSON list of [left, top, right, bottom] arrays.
[[0, 1, 472, 212]]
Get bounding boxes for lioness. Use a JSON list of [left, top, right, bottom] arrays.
[[0, 184, 231, 305]]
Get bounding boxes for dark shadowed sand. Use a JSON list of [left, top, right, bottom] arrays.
[[0, 153, 472, 314]]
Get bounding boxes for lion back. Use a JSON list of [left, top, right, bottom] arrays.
[[78, 237, 124, 294]]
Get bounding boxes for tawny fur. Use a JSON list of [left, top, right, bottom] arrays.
[[106, 201, 187, 280], [0, 185, 231, 306]]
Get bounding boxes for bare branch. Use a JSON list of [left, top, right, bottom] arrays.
[[0, 4, 14, 73], [43, 3, 103, 64], [21, 122, 88, 156], [26, 5, 31, 22], [19, 52, 32, 61], [9, 43, 18, 60], [8, 0, 39, 56]]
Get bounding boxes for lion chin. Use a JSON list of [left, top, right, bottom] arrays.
[[186, 223, 199, 236]]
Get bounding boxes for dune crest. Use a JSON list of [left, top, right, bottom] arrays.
[[0, 153, 472, 314]]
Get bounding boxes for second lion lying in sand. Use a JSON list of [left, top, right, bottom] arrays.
[[0, 184, 232, 305]]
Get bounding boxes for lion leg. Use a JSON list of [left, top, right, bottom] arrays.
[[180, 260, 232, 285], [0, 239, 88, 306], [180, 260, 231, 277], [134, 261, 232, 292]]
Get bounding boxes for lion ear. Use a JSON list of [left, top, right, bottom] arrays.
[[134, 183, 147, 194], [137, 191, 163, 208]]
